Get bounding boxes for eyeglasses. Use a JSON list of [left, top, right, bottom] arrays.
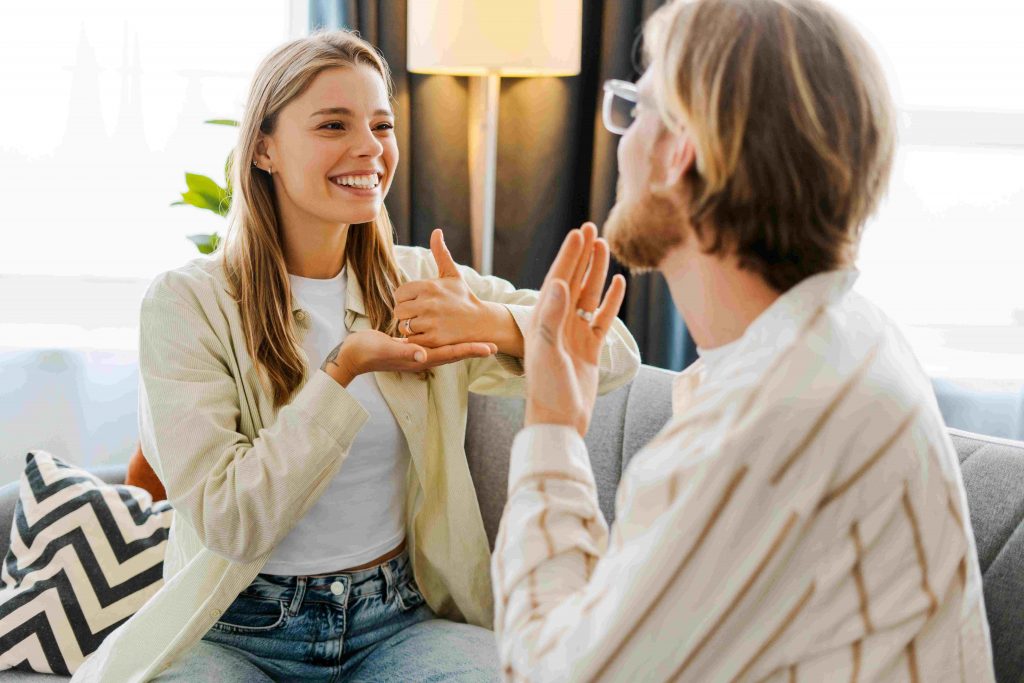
[[602, 79, 639, 135]]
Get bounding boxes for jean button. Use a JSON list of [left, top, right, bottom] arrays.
[[330, 580, 344, 596]]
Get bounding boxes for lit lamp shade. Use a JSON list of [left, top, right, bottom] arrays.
[[407, 0, 582, 77]]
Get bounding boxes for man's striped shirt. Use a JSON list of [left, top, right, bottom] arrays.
[[493, 270, 994, 682]]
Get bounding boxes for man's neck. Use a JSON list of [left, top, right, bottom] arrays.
[[659, 242, 780, 350]]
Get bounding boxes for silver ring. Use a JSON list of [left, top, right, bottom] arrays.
[[576, 308, 595, 323], [403, 318, 414, 335]]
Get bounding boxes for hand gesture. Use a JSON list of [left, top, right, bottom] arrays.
[[321, 330, 497, 387], [393, 229, 500, 349], [524, 223, 626, 438]]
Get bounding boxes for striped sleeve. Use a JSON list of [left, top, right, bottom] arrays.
[[493, 419, 824, 682]]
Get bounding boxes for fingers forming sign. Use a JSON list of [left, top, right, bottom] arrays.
[[526, 222, 627, 437], [392, 229, 500, 351]]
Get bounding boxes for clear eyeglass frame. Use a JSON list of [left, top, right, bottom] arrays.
[[602, 79, 639, 135]]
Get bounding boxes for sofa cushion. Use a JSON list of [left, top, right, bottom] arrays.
[[0, 452, 172, 676], [0, 465, 126, 564], [951, 429, 1024, 683]]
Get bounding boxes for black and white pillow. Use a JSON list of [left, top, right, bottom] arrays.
[[0, 451, 173, 675]]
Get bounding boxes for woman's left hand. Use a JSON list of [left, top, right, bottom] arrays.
[[394, 229, 521, 355]]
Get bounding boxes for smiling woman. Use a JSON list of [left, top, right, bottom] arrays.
[[65, 25, 641, 683], [226, 36, 412, 408]]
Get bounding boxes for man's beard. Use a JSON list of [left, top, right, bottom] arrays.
[[603, 179, 688, 272]]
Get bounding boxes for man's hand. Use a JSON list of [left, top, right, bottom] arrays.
[[525, 223, 626, 438]]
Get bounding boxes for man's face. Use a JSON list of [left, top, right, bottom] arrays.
[[603, 71, 691, 272]]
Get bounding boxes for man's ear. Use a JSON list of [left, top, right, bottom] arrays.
[[653, 132, 696, 191]]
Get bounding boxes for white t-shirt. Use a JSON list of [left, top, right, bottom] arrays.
[[261, 266, 410, 575]]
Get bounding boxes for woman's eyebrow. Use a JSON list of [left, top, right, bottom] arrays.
[[309, 107, 394, 118]]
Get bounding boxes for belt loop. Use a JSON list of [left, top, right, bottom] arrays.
[[380, 562, 396, 605], [287, 576, 306, 617]]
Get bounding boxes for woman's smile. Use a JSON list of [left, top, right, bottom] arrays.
[[329, 170, 383, 198]]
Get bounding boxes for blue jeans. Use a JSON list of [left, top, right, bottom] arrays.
[[154, 550, 500, 682]]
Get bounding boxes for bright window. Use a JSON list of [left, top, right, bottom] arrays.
[[831, 0, 1024, 383], [0, 0, 302, 349]]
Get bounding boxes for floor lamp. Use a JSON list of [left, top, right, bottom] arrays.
[[408, 0, 582, 276]]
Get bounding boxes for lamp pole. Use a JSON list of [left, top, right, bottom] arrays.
[[468, 73, 500, 276], [407, 1, 582, 276]]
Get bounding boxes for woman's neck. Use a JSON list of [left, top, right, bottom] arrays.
[[279, 214, 350, 279]]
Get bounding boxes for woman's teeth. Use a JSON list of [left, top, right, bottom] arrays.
[[334, 174, 379, 189]]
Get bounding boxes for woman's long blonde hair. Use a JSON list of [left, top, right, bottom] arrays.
[[223, 30, 403, 408]]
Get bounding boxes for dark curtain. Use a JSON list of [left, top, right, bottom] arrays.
[[309, 0, 698, 371]]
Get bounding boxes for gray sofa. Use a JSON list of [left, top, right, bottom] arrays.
[[2, 365, 1022, 682]]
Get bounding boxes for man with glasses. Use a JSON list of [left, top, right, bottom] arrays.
[[491, 0, 995, 680]]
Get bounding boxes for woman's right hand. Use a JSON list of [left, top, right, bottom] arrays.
[[321, 330, 497, 387]]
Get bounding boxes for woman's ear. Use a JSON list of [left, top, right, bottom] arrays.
[[253, 135, 274, 174], [653, 131, 696, 191]]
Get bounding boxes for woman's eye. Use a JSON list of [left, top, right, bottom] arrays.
[[321, 122, 344, 131], [375, 122, 394, 131]]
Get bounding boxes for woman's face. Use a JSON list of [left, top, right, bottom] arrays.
[[259, 64, 398, 228]]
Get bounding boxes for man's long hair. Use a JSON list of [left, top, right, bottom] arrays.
[[645, 0, 896, 292]]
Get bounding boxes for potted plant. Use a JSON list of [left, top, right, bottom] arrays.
[[170, 119, 238, 253]]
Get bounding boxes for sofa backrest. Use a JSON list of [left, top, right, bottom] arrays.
[[950, 429, 1024, 683], [465, 364, 676, 547], [465, 365, 1024, 683]]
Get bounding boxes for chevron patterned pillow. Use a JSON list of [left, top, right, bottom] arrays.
[[0, 451, 173, 675]]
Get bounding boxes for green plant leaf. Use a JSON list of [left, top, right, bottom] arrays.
[[170, 200, 186, 207], [187, 233, 221, 254], [205, 119, 239, 127], [178, 190, 212, 212], [224, 151, 235, 197], [184, 173, 230, 216]]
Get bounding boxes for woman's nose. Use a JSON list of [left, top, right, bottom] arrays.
[[351, 126, 384, 157]]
